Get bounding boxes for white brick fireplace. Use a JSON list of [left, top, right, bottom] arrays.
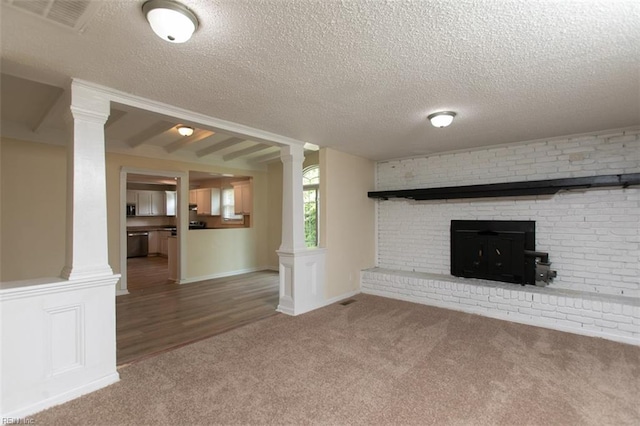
[[363, 129, 640, 345]]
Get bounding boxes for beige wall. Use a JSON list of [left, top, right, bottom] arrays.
[[187, 228, 260, 278], [320, 148, 376, 299], [1, 137, 67, 281], [0, 137, 275, 282]]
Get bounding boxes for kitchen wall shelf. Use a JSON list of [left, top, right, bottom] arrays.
[[368, 173, 640, 201]]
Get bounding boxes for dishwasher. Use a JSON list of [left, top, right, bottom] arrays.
[[127, 231, 149, 258]]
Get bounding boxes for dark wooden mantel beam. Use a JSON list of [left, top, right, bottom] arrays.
[[368, 173, 640, 201]]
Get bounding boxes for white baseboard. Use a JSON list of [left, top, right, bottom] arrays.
[[115, 289, 129, 296], [276, 305, 295, 315], [2, 372, 119, 419], [179, 267, 268, 284]]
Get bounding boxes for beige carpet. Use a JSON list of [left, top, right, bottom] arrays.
[[34, 294, 639, 425]]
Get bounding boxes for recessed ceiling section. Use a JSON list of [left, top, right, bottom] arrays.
[[0, 73, 64, 131], [124, 121, 177, 148], [250, 148, 282, 164], [196, 137, 245, 158], [223, 143, 271, 161], [178, 132, 229, 154], [164, 129, 215, 153], [0, 73, 284, 170]]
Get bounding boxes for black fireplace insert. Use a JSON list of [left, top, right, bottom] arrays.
[[451, 220, 536, 285]]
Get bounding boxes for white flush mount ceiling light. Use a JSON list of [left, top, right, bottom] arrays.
[[427, 111, 456, 128], [177, 125, 194, 136], [142, 0, 199, 43]]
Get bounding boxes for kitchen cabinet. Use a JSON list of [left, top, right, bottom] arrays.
[[189, 189, 198, 205], [159, 231, 171, 256], [168, 236, 178, 282], [136, 190, 166, 216], [144, 230, 171, 255], [232, 181, 252, 215], [148, 231, 159, 254], [126, 190, 137, 204], [165, 191, 177, 216], [195, 188, 221, 216]]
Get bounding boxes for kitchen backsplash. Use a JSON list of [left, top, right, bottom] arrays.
[[126, 216, 176, 227]]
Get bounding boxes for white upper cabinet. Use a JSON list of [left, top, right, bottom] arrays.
[[195, 188, 221, 216], [126, 190, 137, 204], [232, 181, 252, 215], [165, 191, 177, 216], [136, 190, 166, 216]]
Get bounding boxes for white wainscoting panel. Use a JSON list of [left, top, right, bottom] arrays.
[[0, 274, 120, 419], [46, 304, 85, 376]]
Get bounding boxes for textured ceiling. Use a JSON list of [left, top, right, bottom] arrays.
[[1, 0, 639, 161]]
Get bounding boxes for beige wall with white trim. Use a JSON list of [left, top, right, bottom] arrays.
[[320, 148, 376, 299]]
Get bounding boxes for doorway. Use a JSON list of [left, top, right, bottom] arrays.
[[119, 168, 187, 294]]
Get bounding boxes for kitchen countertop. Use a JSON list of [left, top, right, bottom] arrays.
[[126, 226, 219, 232], [126, 226, 176, 232]]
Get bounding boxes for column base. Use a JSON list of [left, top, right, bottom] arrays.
[[277, 248, 327, 316]]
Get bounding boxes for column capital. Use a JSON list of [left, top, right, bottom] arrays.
[[71, 80, 111, 118], [280, 144, 305, 163], [70, 105, 109, 125]]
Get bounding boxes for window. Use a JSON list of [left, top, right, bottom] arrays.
[[303, 166, 319, 247], [222, 187, 243, 222]]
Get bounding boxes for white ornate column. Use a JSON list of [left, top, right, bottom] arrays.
[[279, 145, 306, 252], [60, 82, 113, 279], [277, 145, 326, 315]]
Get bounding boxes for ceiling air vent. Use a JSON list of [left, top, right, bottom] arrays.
[[3, 0, 102, 32]]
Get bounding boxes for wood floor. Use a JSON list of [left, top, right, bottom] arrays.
[[126, 256, 172, 291], [118, 258, 279, 365]]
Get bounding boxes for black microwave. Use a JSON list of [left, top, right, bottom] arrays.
[[126, 204, 136, 216]]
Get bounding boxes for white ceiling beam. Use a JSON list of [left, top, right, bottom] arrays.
[[164, 129, 213, 153], [251, 150, 281, 164], [196, 137, 244, 158], [28, 86, 64, 133], [126, 121, 175, 147], [222, 143, 271, 161]]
